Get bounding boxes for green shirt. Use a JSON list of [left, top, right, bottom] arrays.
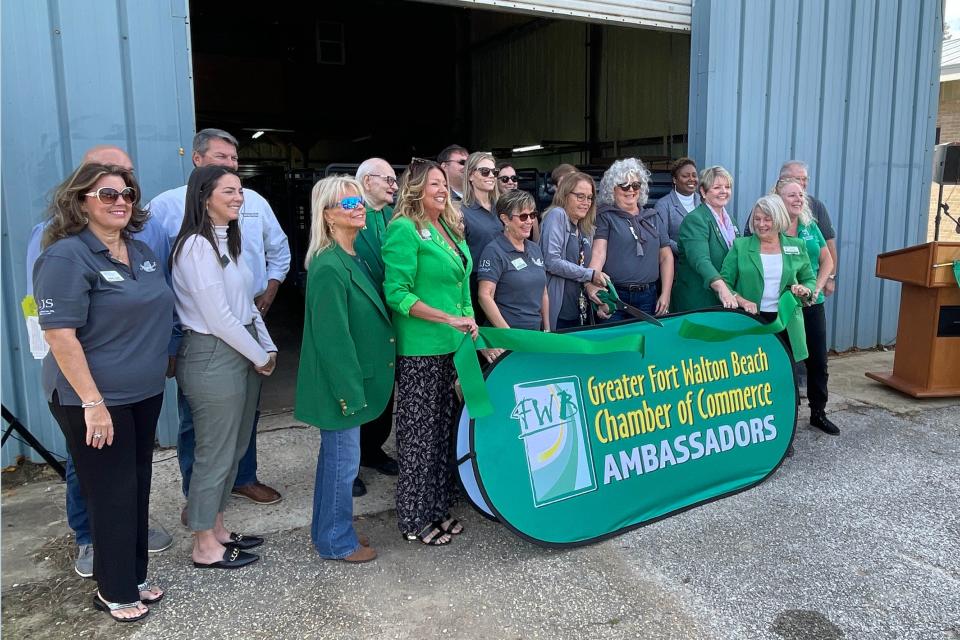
[[792, 221, 827, 304], [355, 204, 394, 289]]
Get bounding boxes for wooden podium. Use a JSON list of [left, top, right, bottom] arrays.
[[866, 241, 960, 397]]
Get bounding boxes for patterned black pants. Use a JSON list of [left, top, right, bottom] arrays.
[[395, 354, 458, 535]]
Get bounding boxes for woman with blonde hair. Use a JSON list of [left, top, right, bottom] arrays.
[[382, 158, 476, 546], [460, 151, 502, 321], [295, 175, 396, 563], [539, 171, 607, 330]]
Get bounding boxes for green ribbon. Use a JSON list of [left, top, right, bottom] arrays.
[[677, 292, 800, 343], [454, 327, 645, 418], [954, 261, 960, 288]]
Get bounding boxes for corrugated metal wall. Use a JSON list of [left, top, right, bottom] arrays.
[[1, 0, 196, 465], [688, 0, 942, 351], [422, 0, 692, 31]]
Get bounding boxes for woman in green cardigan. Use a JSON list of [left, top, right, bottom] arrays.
[[672, 165, 740, 311], [382, 159, 478, 546], [294, 176, 396, 563], [717, 195, 816, 361]]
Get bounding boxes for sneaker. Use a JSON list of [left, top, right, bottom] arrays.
[[147, 526, 174, 553], [810, 411, 840, 435], [231, 482, 282, 505], [75, 543, 94, 578]]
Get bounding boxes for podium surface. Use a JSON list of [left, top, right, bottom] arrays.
[[866, 242, 960, 397]]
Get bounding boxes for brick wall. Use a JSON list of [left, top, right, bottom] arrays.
[[927, 80, 960, 243]]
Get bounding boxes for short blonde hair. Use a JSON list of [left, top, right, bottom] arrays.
[[771, 177, 814, 226], [748, 195, 790, 235], [462, 151, 500, 208], [698, 165, 734, 195], [305, 175, 364, 268]]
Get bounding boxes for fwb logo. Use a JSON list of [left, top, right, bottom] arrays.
[[511, 377, 597, 507]]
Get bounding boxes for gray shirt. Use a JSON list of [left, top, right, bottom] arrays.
[[539, 207, 594, 329], [594, 205, 670, 287], [462, 201, 503, 273], [477, 235, 547, 330], [653, 189, 701, 255], [807, 195, 836, 241], [33, 229, 175, 405]]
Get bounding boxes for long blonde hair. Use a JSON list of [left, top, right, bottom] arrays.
[[392, 159, 464, 240], [304, 175, 364, 268], [461, 151, 500, 208]]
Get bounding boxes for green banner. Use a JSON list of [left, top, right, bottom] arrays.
[[455, 308, 798, 546]]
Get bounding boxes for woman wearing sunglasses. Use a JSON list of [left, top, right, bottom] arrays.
[[672, 165, 740, 312], [172, 165, 277, 571], [34, 163, 173, 622], [295, 176, 395, 562], [461, 152, 502, 322], [382, 159, 476, 546], [477, 190, 549, 337], [587, 158, 674, 321], [497, 163, 519, 191]]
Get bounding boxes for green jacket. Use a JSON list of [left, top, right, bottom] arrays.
[[719, 234, 817, 361], [672, 203, 739, 312], [382, 216, 473, 356], [294, 245, 396, 429], [355, 204, 393, 288]]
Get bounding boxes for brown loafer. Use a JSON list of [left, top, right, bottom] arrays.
[[231, 482, 282, 505], [342, 545, 377, 563]]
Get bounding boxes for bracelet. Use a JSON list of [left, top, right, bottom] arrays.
[[80, 397, 104, 408]]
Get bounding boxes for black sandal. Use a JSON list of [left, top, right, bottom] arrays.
[[435, 516, 464, 536], [93, 593, 149, 623], [404, 523, 452, 546]]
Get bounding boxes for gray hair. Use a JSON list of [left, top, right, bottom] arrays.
[[356, 157, 390, 183], [597, 158, 651, 208], [748, 195, 791, 235], [778, 160, 808, 179], [193, 128, 239, 155]]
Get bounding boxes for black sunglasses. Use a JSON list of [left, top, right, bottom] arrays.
[[616, 182, 643, 192], [475, 167, 500, 178], [442, 158, 467, 166], [498, 175, 518, 184]]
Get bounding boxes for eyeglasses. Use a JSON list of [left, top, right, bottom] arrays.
[[369, 174, 398, 187], [442, 158, 467, 166], [335, 196, 366, 210], [569, 192, 594, 203], [498, 175, 518, 184], [616, 182, 642, 192], [475, 167, 500, 178], [510, 212, 536, 222], [85, 187, 136, 204]]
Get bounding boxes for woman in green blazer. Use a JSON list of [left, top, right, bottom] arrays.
[[672, 166, 740, 311], [294, 176, 396, 564], [382, 159, 477, 547], [717, 195, 816, 361]]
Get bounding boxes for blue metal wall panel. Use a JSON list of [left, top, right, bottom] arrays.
[[1, 0, 195, 465], [687, 0, 943, 351]]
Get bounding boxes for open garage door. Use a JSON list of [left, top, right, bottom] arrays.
[[419, 0, 691, 31]]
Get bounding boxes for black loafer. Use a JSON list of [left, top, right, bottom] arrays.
[[372, 458, 399, 476], [224, 532, 264, 550], [193, 547, 258, 569], [810, 411, 840, 435], [353, 477, 367, 497]]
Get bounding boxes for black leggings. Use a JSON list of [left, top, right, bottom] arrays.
[[48, 392, 162, 604], [800, 303, 829, 412]]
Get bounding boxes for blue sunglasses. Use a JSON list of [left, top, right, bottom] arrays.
[[339, 196, 365, 210]]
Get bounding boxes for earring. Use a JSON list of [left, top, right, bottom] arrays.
[[81, 215, 89, 225]]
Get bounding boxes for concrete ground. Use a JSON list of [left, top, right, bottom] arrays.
[[2, 349, 958, 639]]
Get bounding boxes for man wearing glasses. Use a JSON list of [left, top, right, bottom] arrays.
[[438, 144, 469, 202], [351, 157, 400, 496], [148, 128, 291, 510]]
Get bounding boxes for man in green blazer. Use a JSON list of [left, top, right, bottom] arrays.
[[352, 158, 399, 494]]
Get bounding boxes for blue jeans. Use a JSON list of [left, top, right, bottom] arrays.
[[311, 427, 361, 559], [177, 389, 260, 497], [607, 285, 657, 323], [65, 455, 92, 545]]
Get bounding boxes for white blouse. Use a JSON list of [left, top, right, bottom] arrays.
[[172, 228, 275, 366], [759, 253, 783, 313]]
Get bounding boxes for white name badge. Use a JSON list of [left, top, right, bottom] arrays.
[[511, 257, 528, 270], [100, 270, 124, 282], [783, 246, 801, 255]]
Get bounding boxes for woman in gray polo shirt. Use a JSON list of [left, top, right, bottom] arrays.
[[477, 190, 549, 333], [460, 151, 502, 322], [34, 163, 173, 622], [587, 158, 674, 322]]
